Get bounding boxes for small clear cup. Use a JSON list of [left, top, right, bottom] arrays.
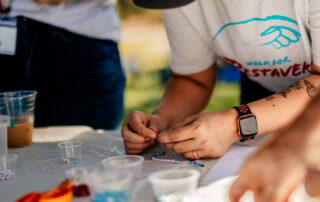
[[101, 155, 144, 176], [65, 166, 98, 186], [89, 171, 133, 202], [57, 141, 83, 165], [148, 169, 200, 200], [0, 154, 18, 181]]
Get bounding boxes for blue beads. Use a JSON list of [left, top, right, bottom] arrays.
[[152, 152, 166, 158], [63, 158, 79, 165], [93, 190, 129, 202]]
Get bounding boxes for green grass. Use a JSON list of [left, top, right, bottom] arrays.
[[124, 71, 165, 115], [204, 82, 241, 112]]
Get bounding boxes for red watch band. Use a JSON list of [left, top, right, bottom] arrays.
[[234, 104, 252, 116]]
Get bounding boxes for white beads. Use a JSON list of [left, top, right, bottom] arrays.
[[0, 169, 15, 181]]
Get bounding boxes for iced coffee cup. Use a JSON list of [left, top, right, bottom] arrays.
[[0, 91, 37, 148]]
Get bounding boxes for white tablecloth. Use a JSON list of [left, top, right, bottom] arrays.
[[0, 126, 220, 202]]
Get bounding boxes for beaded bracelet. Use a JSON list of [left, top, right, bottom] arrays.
[[152, 152, 205, 167]]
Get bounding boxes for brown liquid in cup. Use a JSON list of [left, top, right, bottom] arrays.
[[7, 116, 34, 148]]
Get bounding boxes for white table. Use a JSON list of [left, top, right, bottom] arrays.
[[1, 126, 224, 202]]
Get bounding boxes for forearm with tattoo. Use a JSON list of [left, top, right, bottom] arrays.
[[266, 79, 319, 101]]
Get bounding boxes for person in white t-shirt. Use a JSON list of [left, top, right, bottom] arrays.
[[0, 0, 125, 129], [121, 0, 320, 159]]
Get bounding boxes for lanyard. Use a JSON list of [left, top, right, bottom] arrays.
[[0, 0, 13, 16], [0, 0, 3, 13]]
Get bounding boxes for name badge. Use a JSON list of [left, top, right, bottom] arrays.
[[0, 17, 17, 56]]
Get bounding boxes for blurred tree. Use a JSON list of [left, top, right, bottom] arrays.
[[117, 0, 162, 21], [117, 0, 144, 18]]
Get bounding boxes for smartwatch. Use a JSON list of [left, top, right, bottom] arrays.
[[233, 105, 258, 142]]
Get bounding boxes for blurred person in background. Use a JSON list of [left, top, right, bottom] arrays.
[[0, 0, 125, 129], [229, 90, 320, 202], [122, 0, 320, 159]]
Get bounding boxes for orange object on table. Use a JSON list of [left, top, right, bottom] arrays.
[[39, 187, 72, 202], [15, 180, 73, 202], [59, 180, 74, 190], [16, 192, 41, 202]]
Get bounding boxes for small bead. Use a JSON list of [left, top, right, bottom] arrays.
[[5, 173, 11, 180]]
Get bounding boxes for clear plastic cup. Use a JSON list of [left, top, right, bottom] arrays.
[[101, 155, 144, 176], [0, 90, 37, 148], [0, 115, 9, 155], [89, 171, 133, 202], [57, 141, 83, 165], [0, 95, 11, 155], [0, 154, 18, 181], [65, 166, 98, 186], [148, 169, 200, 200]]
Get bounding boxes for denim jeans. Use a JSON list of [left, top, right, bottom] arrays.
[[0, 17, 125, 130]]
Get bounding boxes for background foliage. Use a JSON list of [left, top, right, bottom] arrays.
[[116, 1, 240, 125]]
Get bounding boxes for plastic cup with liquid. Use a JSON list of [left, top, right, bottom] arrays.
[[89, 170, 133, 202], [101, 155, 144, 176], [0, 90, 37, 148], [148, 169, 200, 200], [58, 141, 83, 165]]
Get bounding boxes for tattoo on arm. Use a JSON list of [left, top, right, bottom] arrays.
[[277, 81, 302, 99], [304, 80, 319, 98], [265, 80, 319, 101], [266, 96, 274, 101]]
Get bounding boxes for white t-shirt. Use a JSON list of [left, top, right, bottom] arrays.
[[162, 0, 320, 92], [9, 0, 120, 42]]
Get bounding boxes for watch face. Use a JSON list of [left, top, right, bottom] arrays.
[[239, 115, 258, 138]]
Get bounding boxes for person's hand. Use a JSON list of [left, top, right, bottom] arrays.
[[229, 137, 307, 202], [121, 111, 167, 154], [156, 109, 239, 159], [34, 0, 68, 4]]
